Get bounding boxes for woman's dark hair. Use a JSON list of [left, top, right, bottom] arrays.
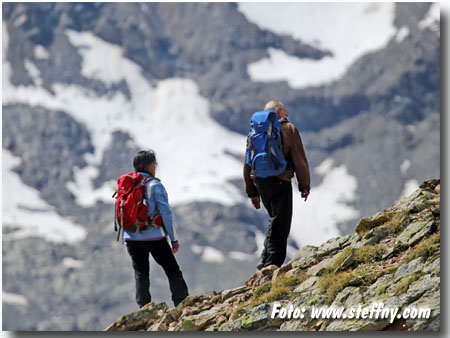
[[133, 150, 157, 173]]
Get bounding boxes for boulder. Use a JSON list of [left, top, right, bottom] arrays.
[[294, 276, 319, 293], [106, 302, 168, 331], [355, 212, 392, 234], [272, 262, 293, 281], [306, 256, 335, 276], [396, 220, 435, 247], [221, 286, 250, 302], [147, 322, 168, 331], [234, 303, 276, 331], [316, 236, 350, 259]]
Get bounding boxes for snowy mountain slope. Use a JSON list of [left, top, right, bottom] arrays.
[[291, 158, 359, 246], [418, 3, 440, 32], [2, 149, 86, 243], [2, 25, 356, 247], [2, 2, 439, 247], [239, 2, 397, 88], [3, 29, 247, 207]]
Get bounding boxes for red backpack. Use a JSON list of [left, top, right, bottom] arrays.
[[113, 173, 151, 241]]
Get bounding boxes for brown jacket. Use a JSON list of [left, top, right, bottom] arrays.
[[243, 120, 311, 198]]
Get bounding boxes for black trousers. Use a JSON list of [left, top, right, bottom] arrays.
[[126, 239, 188, 307], [254, 177, 293, 268]]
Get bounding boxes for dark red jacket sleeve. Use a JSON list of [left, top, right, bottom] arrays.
[[243, 138, 259, 198]]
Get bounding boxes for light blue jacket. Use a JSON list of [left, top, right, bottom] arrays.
[[123, 172, 178, 243]]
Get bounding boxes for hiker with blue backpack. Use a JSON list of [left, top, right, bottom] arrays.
[[114, 150, 188, 308], [244, 100, 311, 270]]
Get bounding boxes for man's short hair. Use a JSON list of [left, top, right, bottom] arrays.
[[264, 100, 286, 112], [133, 150, 157, 173]]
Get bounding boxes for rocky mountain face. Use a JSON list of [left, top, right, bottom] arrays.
[[2, 2, 439, 331], [2, 2, 440, 223], [106, 180, 440, 331]]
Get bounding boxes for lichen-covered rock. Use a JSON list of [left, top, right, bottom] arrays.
[[173, 317, 200, 331], [272, 262, 293, 281], [221, 286, 250, 302], [394, 257, 424, 278], [316, 236, 351, 259], [362, 226, 389, 246], [306, 256, 335, 276], [423, 256, 440, 276], [355, 212, 393, 235], [396, 221, 435, 247], [334, 253, 355, 273], [408, 221, 437, 247], [404, 275, 439, 303], [105, 302, 168, 331], [163, 307, 182, 323], [289, 245, 319, 272], [234, 303, 276, 330], [294, 276, 319, 293], [179, 306, 224, 331], [408, 289, 440, 330], [147, 322, 168, 331]]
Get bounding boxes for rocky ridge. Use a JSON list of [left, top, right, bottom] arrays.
[[106, 179, 440, 331]]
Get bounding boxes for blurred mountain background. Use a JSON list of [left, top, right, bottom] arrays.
[[2, 2, 439, 330]]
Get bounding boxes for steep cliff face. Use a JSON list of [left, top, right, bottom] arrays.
[[106, 179, 440, 331]]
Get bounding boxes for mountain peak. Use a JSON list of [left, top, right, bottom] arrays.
[[106, 179, 440, 331]]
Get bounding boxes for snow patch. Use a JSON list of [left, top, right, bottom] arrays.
[[251, 226, 266, 257], [66, 30, 138, 85], [13, 14, 27, 27], [202, 246, 225, 263], [2, 149, 87, 243], [396, 26, 410, 43], [24, 59, 43, 86], [419, 3, 440, 33], [66, 164, 115, 207], [2, 292, 29, 306], [239, 3, 396, 88], [397, 179, 419, 202], [34, 45, 50, 60], [3, 22, 9, 55], [400, 159, 411, 174], [290, 158, 359, 247], [229, 251, 255, 261], [191, 244, 203, 255], [315, 158, 334, 176], [191, 245, 225, 263], [62, 257, 84, 269], [3, 22, 12, 90], [406, 124, 417, 133]]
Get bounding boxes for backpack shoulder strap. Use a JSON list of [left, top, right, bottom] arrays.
[[145, 177, 161, 200]]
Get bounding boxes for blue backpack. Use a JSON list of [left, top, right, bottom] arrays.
[[246, 110, 287, 178]]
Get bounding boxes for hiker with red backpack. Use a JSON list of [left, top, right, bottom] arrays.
[[115, 150, 188, 308], [244, 100, 311, 270]]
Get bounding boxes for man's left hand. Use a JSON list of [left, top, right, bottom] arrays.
[[301, 189, 310, 202], [251, 196, 261, 209]]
